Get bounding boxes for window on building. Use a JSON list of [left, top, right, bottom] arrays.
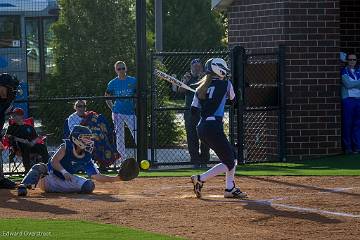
[[25, 18, 40, 97], [44, 18, 55, 74], [0, 16, 21, 48]]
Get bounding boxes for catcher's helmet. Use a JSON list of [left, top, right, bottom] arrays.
[[0, 73, 19, 99], [204, 58, 230, 78], [70, 125, 95, 153]]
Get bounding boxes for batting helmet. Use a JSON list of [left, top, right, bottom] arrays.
[[70, 125, 95, 153], [204, 58, 230, 78]]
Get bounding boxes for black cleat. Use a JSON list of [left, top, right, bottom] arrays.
[[191, 175, 204, 198], [224, 186, 247, 199]]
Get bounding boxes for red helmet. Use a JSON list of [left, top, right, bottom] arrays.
[[11, 107, 24, 116]]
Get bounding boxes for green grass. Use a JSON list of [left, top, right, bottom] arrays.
[[0, 219, 183, 240], [9, 155, 360, 183], [138, 154, 360, 177]]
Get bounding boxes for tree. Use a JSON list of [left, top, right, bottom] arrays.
[[147, 0, 227, 50], [38, 0, 136, 143], [42, 0, 136, 97]]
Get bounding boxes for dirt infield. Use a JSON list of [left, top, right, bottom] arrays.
[[1, 176, 360, 240]]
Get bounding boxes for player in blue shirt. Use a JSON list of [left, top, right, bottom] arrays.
[[190, 58, 247, 199], [17, 125, 123, 196], [341, 53, 360, 154], [105, 61, 137, 160]]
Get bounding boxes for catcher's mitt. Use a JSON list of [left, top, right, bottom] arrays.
[[118, 158, 140, 181]]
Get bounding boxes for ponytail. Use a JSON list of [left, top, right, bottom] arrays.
[[196, 74, 212, 100]]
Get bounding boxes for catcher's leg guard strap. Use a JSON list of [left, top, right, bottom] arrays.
[[80, 180, 95, 194], [21, 163, 48, 187]]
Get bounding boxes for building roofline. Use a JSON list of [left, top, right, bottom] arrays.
[[211, 0, 234, 10]]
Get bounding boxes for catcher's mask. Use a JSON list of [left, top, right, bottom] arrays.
[[70, 125, 95, 153]]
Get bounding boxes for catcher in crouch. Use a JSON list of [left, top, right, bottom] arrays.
[[17, 125, 139, 196]]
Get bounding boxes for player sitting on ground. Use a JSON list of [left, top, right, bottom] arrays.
[[17, 125, 139, 196], [190, 58, 247, 199]]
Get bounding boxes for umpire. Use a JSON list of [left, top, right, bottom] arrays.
[[0, 73, 19, 189], [179, 59, 210, 168]]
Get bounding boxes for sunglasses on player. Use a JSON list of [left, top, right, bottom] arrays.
[[348, 59, 357, 61], [117, 67, 126, 71]]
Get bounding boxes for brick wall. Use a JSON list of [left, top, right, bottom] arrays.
[[228, 0, 342, 160], [340, 0, 360, 54], [228, 0, 286, 52]]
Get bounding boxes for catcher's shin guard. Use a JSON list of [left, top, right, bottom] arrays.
[[80, 180, 95, 194], [20, 163, 48, 188]]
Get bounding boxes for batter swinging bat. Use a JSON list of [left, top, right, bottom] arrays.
[[154, 69, 196, 93]]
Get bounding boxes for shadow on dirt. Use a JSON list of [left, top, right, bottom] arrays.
[[0, 189, 77, 215], [37, 192, 124, 203], [243, 176, 360, 198], [200, 197, 343, 224]]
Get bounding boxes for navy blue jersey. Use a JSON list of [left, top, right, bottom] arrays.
[[191, 78, 235, 119], [48, 139, 99, 180]]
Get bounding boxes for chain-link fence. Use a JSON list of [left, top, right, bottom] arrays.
[[150, 51, 234, 167], [149, 47, 286, 166], [0, 96, 137, 176], [235, 46, 286, 163], [1, 47, 286, 176]]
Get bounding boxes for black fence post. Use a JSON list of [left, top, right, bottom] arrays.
[[136, 0, 148, 163], [232, 46, 246, 164], [278, 45, 286, 162], [150, 53, 156, 165]]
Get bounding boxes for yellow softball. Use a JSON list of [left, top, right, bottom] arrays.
[[140, 160, 150, 170]]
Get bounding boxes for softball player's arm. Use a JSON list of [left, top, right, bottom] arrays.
[[105, 81, 115, 110], [105, 92, 114, 110], [342, 74, 360, 89], [178, 72, 191, 93], [227, 81, 236, 100], [91, 173, 121, 182], [84, 160, 121, 182], [226, 81, 236, 106], [50, 144, 73, 181]]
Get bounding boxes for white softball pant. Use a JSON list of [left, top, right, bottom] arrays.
[[112, 113, 137, 159], [38, 172, 88, 193]]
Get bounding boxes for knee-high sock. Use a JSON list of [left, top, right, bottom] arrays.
[[199, 163, 228, 182], [225, 166, 236, 190]]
